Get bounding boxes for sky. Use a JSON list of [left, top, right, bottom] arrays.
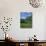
[[20, 12, 32, 19]]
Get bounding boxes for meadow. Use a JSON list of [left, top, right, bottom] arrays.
[[20, 15, 32, 28]]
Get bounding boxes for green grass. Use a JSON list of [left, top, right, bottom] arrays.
[[20, 15, 32, 28], [20, 23, 32, 28]]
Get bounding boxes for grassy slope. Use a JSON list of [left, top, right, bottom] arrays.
[[20, 16, 32, 28]]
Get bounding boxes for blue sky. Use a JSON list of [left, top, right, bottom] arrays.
[[20, 12, 32, 19]]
